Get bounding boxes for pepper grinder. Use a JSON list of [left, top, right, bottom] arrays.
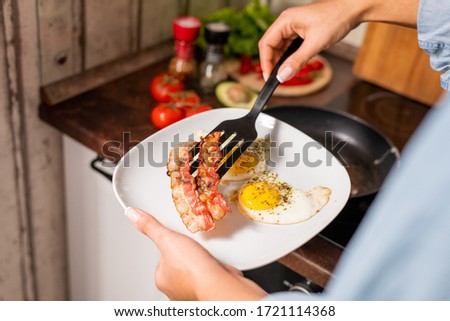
[[198, 21, 231, 94]]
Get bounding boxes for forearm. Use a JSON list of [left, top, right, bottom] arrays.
[[359, 0, 419, 27]]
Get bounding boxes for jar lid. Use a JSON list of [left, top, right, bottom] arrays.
[[173, 16, 201, 42], [205, 21, 231, 45]]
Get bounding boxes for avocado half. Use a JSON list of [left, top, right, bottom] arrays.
[[215, 81, 257, 108]]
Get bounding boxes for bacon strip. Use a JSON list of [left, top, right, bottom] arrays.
[[196, 132, 231, 221], [167, 143, 215, 233], [167, 132, 231, 233]]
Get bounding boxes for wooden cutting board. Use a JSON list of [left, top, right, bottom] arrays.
[[353, 23, 444, 106]]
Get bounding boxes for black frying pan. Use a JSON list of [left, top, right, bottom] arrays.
[[264, 105, 399, 199]]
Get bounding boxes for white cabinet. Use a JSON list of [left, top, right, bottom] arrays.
[[63, 135, 166, 300]]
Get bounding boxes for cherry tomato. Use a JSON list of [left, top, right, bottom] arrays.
[[240, 55, 253, 74], [280, 77, 314, 86], [309, 60, 324, 71], [150, 73, 185, 102], [184, 104, 213, 117], [252, 63, 263, 74], [296, 64, 313, 78], [150, 103, 185, 129], [169, 90, 201, 109]]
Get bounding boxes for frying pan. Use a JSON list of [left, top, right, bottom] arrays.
[[264, 105, 399, 199]]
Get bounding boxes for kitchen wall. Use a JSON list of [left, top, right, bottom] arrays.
[[38, 0, 253, 86], [38, 0, 364, 87], [0, 0, 66, 300], [0, 0, 364, 300]]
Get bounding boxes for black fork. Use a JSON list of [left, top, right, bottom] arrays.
[[190, 37, 304, 178]]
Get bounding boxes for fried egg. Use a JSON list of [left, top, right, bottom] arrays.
[[236, 170, 331, 224], [221, 138, 268, 182]]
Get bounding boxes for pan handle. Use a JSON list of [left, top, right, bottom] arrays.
[[90, 156, 113, 181]]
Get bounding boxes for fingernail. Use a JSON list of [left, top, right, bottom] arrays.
[[263, 72, 268, 82], [276, 66, 294, 83], [125, 207, 140, 225]]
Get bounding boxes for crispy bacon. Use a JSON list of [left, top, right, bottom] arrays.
[[167, 132, 231, 233], [167, 143, 215, 233], [196, 132, 231, 221]]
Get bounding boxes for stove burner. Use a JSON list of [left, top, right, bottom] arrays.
[[348, 84, 429, 150]]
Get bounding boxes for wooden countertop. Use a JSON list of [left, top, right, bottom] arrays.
[[38, 53, 392, 288], [40, 53, 356, 162]]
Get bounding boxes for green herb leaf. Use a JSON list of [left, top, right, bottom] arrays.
[[198, 0, 275, 58]]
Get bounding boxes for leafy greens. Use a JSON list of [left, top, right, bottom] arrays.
[[198, 0, 276, 58]]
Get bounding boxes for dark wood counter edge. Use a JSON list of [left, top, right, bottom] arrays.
[[39, 51, 357, 289]]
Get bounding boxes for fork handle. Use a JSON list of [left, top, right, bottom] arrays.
[[247, 37, 304, 120]]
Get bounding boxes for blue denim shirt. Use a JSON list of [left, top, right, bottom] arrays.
[[267, 0, 450, 300], [418, 0, 450, 90]]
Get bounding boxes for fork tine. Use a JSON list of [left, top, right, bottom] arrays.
[[188, 130, 237, 173], [188, 143, 201, 171], [216, 140, 254, 178], [216, 138, 244, 169]]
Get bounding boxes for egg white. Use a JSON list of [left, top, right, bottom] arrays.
[[236, 171, 331, 224], [221, 138, 268, 182]]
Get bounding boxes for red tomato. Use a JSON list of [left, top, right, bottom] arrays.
[[169, 90, 201, 108], [309, 60, 324, 71], [240, 55, 253, 74], [150, 73, 185, 102], [252, 63, 263, 74], [184, 104, 212, 117], [296, 64, 313, 78], [280, 77, 314, 86], [150, 103, 185, 129]]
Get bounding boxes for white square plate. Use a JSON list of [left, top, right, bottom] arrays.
[[113, 108, 350, 270]]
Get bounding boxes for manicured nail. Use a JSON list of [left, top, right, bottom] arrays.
[[276, 66, 294, 83], [125, 207, 140, 225]]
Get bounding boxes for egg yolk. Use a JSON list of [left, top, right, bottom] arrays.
[[228, 151, 260, 175], [240, 181, 281, 210]]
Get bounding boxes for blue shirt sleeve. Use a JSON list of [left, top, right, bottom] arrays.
[[418, 0, 450, 90], [265, 0, 450, 300]]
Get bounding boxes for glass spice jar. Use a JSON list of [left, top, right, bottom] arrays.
[[168, 16, 201, 82]]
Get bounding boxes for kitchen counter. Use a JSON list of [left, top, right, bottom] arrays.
[[39, 52, 429, 288], [40, 53, 356, 162]]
